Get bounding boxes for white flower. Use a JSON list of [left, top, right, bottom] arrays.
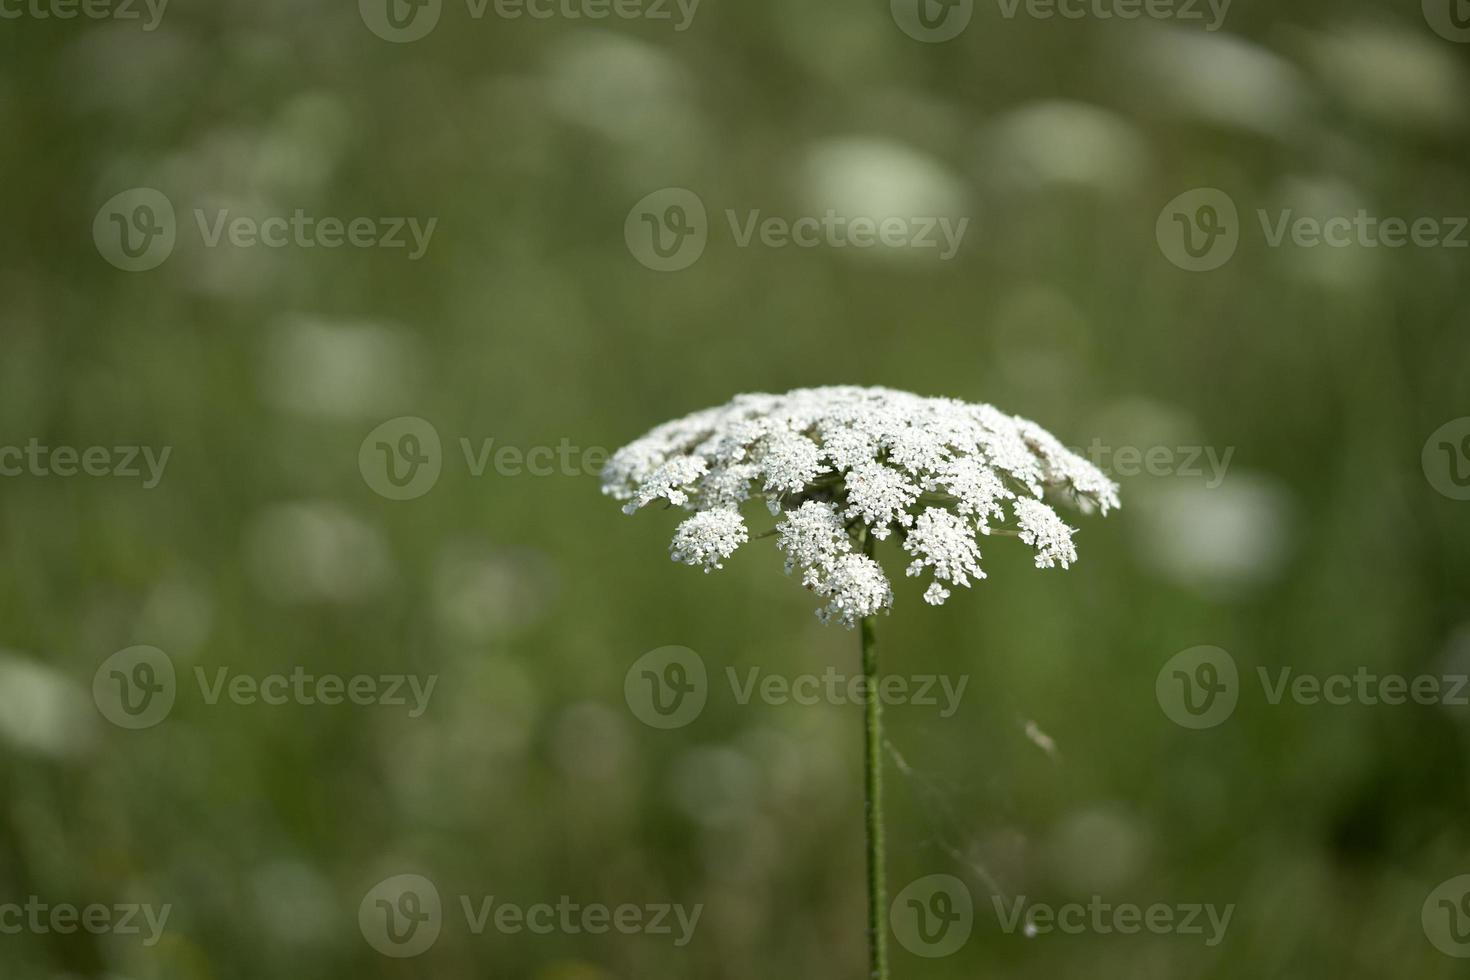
[[621, 454, 707, 514], [903, 508, 985, 604], [814, 553, 893, 627], [604, 386, 1117, 626], [1017, 419, 1121, 515], [776, 500, 851, 585], [671, 509, 749, 571], [756, 429, 826, 497], [1013, 496, 1079, 569], [844, 461, 921, 540], [931, 456, 1012, 529]]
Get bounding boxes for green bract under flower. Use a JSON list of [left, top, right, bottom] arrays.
[[603, 386, 1119, 627]]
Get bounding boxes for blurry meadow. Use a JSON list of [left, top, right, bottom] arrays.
[[1, 0, 1469, 977]]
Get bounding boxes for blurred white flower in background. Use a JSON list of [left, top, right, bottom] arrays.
[[249, 860, 337, 946], [383, 655, 540, 820], [1043, 805, 1149, 894], [431, 543, 558, 643], [1134, 475, 1292, 595], [61, 23, 204, 114], [799, 137, 970, 260], [261, 315, 421, 420], [669, 745, 763, 827], [157, 91, 353, 200], [550, 702, 634, 785], [0, 651, 96, 759], [977, 101, 1150, 195], [544, 31, 703, 172], [250, 92, 355, 193], [1436, 623, 1470, 722], [1304, 25, 1466, 133], [244, 501, 394, 603], [1114, 27, 1309, 139], [988, 285, 1094, 396], [135, 572, 216, 658], [1266, 175, 1377, 288], [1092, 398, 1198, 457]]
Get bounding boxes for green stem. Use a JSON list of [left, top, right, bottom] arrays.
[[860, 532, 888, 980]]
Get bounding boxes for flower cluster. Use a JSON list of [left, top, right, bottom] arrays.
[[603, 386, 1118, 627]]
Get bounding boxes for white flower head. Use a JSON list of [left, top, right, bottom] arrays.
[[604, 386, 1118, 626], [1013, 496, 1079, 569], [903, 507, 985, 604], [776, 500, 851, 583], [671, 509, 749, 572], [814, 553, 894, 626]]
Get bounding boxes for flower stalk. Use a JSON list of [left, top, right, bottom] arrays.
[[860, 563, 888, 979]]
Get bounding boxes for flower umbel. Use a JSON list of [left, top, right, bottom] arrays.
[[604, 386, 1119, 626]]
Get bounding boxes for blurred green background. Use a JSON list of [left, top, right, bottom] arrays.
[[2, 0, 1470, 977]]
